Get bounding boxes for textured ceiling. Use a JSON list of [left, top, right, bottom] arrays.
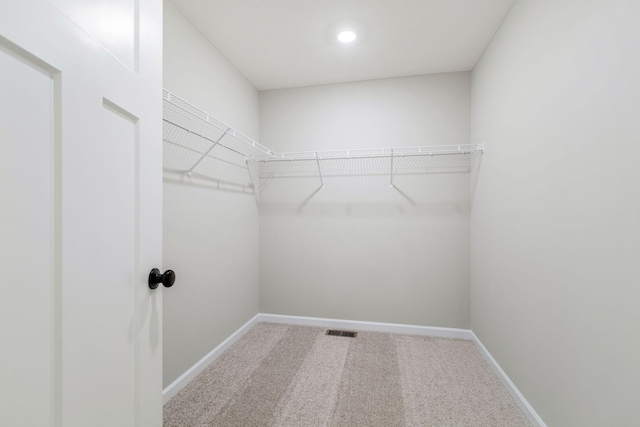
[[170, 0, 516, 90]]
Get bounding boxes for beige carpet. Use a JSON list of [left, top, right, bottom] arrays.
[[164, 323, 531, 426]]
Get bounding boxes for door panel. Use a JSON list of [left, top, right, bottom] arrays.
[[0, 40, 58, 427], [99, 100, 138, 426], [0, 0, 162, 426], [49, 0, 138, 71]]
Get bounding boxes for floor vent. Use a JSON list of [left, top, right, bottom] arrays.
[[326, 329, 358, 338]]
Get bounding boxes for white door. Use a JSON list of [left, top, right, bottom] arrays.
[[0, 1, 163, 426]]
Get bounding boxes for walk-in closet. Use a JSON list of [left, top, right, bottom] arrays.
[[2, 0, 638, 426], [160, 1, 640, 425]]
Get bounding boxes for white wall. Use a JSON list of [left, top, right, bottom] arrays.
[[470, 0, 640, 425], [259, 73, 473, 328], [162, 0, 260, 388]]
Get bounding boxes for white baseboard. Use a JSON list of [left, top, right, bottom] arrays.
[[163, 312, 544, 427], [257, 313, 472, 340], [162, 313, 261, 404], [471, 332, 546, 427]]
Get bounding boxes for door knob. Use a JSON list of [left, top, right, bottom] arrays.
[[149, 268, 176, 289]]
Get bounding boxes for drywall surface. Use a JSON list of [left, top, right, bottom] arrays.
[[470, 0, 640, 425], [162, 0, 260, 388], [259, 73, 472, 328]]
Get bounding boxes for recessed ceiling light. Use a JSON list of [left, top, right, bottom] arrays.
[[337, 30, 356, 43]]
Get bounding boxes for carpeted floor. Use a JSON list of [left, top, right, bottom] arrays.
[[164, 323, 531, 426]]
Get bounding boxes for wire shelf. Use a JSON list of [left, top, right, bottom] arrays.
[[162, 89, 484, 199], [249, 144, 483, 162], [163, 89, 275, 160], [163, 90, 263, 194], [258, 151, 481, 178]]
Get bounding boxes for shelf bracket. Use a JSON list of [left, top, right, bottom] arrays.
[[389, 149, 395, 188], [315, 152, 324, 189], [187, 127, 231, 177]]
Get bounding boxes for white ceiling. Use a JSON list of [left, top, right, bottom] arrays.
[[170, 0, 517, 91]]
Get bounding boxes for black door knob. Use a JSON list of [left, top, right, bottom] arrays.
[[149, 268, 176, 289]]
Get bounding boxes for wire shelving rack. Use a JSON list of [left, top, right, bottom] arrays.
[[162, 90, 484, 196]]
